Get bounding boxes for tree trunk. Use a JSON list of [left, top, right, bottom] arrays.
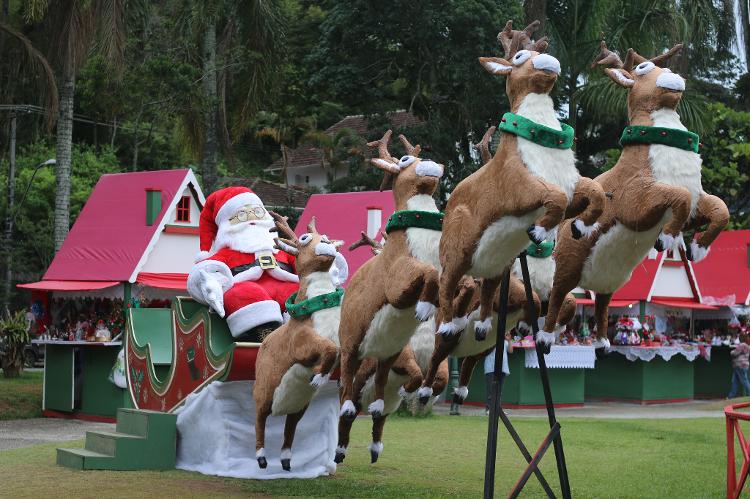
[[110, 115, 118, 148], [201, 20, 219, 194], [1, 0, 8, 20], [1, 348, 23, 378], [54, 55, 75, 253], [3, 112, 16, 310], [742, 0, 750, 68], [131, 102, 144, 171], [524, 0, 546, 33]]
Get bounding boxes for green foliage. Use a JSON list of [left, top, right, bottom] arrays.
[[700, 103, 750, 227], [0, 309, 30, 378]]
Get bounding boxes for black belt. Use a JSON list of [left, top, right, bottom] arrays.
[[231, 261, 294, 276]]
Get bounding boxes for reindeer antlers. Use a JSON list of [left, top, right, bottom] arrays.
[[650, 44, 683, 67], [269, 210, 300, 255], [398, 134, 421, 157], [592, 38, 623, 69], [497, 20, 547, 59], [475, 126, 496, 164], [367, 129, 395, 162], [348, 231, 384, 255]]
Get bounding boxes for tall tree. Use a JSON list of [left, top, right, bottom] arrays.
[[23, 0, 125, 251]]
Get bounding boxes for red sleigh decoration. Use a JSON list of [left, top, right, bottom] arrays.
[[725, 401, 750, 498]]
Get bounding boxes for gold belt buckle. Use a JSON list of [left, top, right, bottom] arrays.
[[258, 252, 278, 270]]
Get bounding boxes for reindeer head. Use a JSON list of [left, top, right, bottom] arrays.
[[594, 39, 685, 113], [479, 20, 559, 109], [269, 212, 342, 277], [368, 130, 443, 202]]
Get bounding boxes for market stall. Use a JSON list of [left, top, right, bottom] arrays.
[[464, 343, 596, 408], [18, 169, 205, 420]]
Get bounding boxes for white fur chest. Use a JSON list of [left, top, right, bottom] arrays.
[[303, 271, 341, 345], [512, 255, 555, 301], [406, 195, 442, 270], [648, 108, 703, 215], [359, 304, 419, 360], [516, 94, 579, 201], [469, 209, 542, 278], [409, 318, 436, 371]]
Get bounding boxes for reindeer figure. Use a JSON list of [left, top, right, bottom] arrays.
[[418, 274, 540, 405], [539, 39, 729, 352], [253, 213, 343, 472], [436, 20, 605, 349], [335, 231, 448, 464], [474, 125, 577, 335], [338, 130, 442, 430]]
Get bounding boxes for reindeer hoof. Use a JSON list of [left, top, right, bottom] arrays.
[[257, 456, 267, 469], [475, 328, 487, 341], [452, 393, 465, 405], [369, 442, 383, 463], [417, 386, 433, 405], [654, 238, 665, 252], [281, 458, 291, 471], [595, 347, 608, 359], [371, 450, 380, 463], [334, 451, 346, 464]]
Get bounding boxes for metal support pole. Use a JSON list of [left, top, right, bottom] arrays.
[[3, 111, 16, 311], [483, 269, 511, 499], [448, 356, 461, 415], [518, 252, 572, 499]]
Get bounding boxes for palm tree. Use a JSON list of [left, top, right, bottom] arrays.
[[179, 0, 287, 194], [23, 0, 125, 252]]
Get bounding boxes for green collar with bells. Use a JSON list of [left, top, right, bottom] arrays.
[[385, 210, 444, 234], [285, 288, 344, 319], [619, 125, 700, 153], [526, 240, 555, 259], [498, 112, 574, 149]]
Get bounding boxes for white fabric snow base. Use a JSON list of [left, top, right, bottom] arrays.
[[175, 380, 338, 479]]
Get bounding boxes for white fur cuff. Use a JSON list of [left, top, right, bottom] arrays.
[[310, 373, 329, 388], [340, 400, 356, 417], [453, 385, 469, 400], [368, 399, 385, 415], [417, 386, 433, 398], [690, 241, 709, 262], [415, 301, 437, 321], [474, 318, 492, 334], [369, 441, 384, 455], [280, 448, 292, 459], [592, 337, 611, 350], [531, 225, 557, 243], [536, 330, 555, 345], [573, 219, 600, 238], [256, 448, 266, 458]]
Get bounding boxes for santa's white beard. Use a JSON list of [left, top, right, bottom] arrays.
[[213, 218, 277, 254]]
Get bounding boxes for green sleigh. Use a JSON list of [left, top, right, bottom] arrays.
[[125, 296, 259, 413]]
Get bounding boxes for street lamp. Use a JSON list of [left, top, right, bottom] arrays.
[[14, 158, 55, 223]]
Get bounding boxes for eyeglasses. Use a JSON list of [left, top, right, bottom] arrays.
[[230, 205, 266, 223]]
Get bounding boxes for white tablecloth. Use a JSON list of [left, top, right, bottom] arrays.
[[524, 345, 596, 369], [609, 345, 707, 362]]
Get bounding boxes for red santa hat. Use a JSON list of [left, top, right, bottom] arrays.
[[196, 186, 264, 261]]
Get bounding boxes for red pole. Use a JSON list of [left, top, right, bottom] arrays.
[[727, 414, 736, 499]]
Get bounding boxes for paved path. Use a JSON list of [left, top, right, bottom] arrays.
[[433, 399, 728, 419], [0, 418, 114, 451]]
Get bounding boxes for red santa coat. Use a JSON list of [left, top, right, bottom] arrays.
[[190, 248, 299, 337]]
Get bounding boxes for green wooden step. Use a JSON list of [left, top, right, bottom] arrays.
[[57, 448, 114, 470], [57, 408, 177, 471]]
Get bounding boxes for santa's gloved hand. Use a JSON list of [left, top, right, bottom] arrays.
[[202, 278, 225, 317]]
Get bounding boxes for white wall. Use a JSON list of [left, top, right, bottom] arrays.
[[286, 164, 347, 192], [140, 232, 200, 274], [650, 265, 694, 299]]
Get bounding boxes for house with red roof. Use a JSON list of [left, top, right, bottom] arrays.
[[692, 230, 750, 306], [20, 168, 205, 296], [575, 248, 718, 332], [266, 110, 422, 191], [294, 191, 395, 282]]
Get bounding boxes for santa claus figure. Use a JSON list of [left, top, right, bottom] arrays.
[[187, 187, 299, 341]]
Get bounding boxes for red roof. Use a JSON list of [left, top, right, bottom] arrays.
[[611, 253, 663, 301], [43, 169, 197, 282], [294, 191, 395, 283], [135, 272, 188, 290], [692, 230, 750, 305], [650, 298, 717, 310], [17, 280, 119, 291]]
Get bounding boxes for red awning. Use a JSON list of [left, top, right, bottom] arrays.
[[650, 298, 718, 310], [136, 272, 188, 290], [576, 298, 637, 308], [17, 280, 120, 291]]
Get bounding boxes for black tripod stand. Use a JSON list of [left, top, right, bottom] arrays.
[[483, 251, 572, 498]]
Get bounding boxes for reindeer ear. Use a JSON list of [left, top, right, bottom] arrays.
[[371, 158, 400, 175], [479, 57, 513, 75], [605, 68, 635, 88]]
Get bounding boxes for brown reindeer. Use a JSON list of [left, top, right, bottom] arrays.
[[436, 20, 605, 348], [335, 231, 448, 464], [539, 40, 729, 352], [418, 273, 541, 405], [253, 213, 343, 472], [474, 125, 577, 336], [338, 131, 443, 427]]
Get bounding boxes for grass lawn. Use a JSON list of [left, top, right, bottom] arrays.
[[0, 370, 42, 420], [0, 414, 730, 498]]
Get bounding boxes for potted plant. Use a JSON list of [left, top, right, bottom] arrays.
[[0, 310, 31, 378]]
